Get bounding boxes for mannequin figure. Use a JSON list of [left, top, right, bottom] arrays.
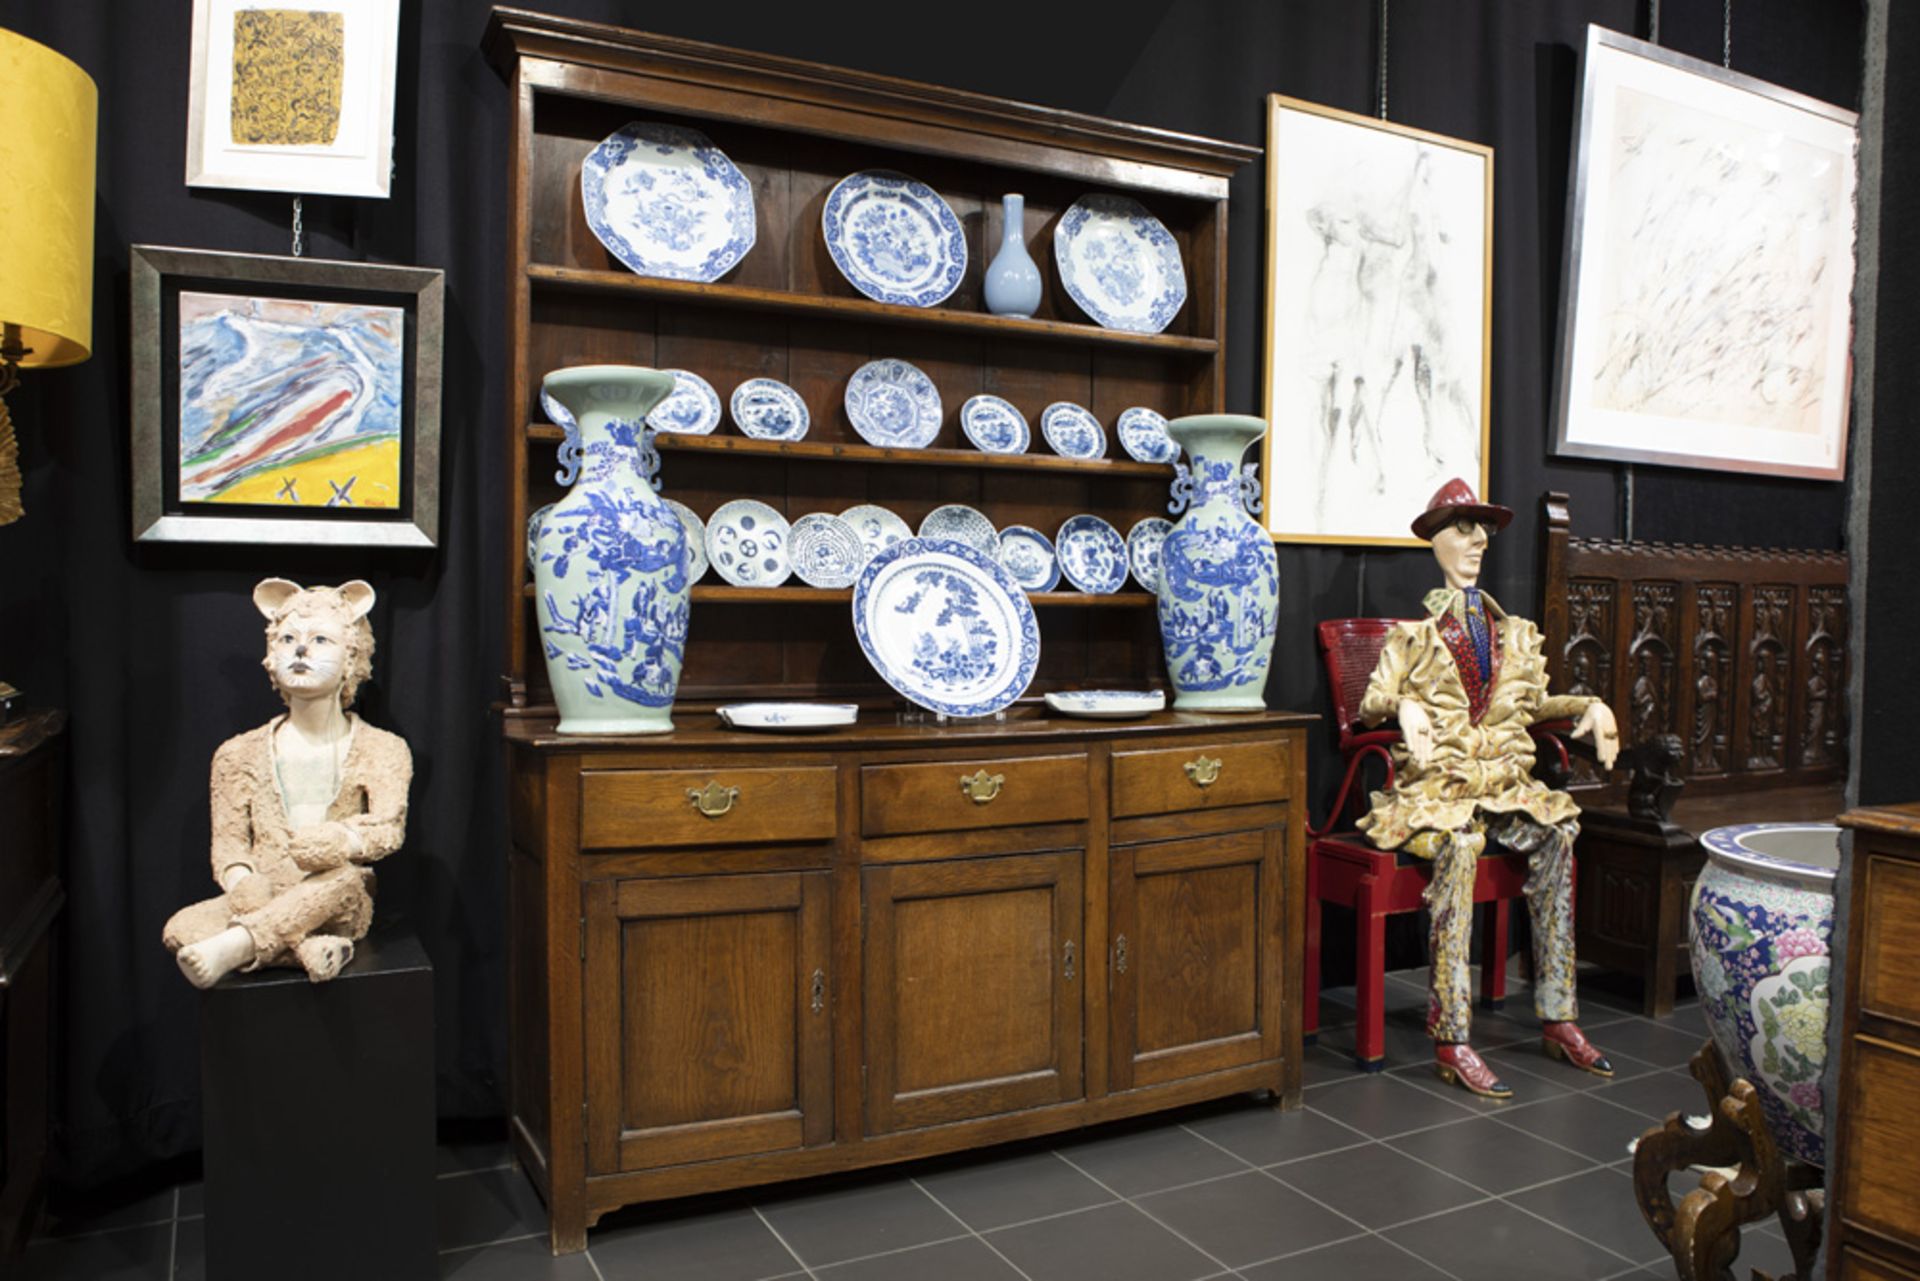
[[1358, 479, 1619, 1098], [163, 579, 412, 987]]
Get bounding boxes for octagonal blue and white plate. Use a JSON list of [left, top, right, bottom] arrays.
[[706, 499, 791, 586], [1040, 402, 1107, 460], [852, 537, 1040, 717], [1116, 406, 1178, 465], [647, 369, 723, 435], [1054, 193, 1186, 334], [1056, 514, 1128, 594], [845, 358, 942, 448], [823, 170, 967, 308], [960, 394, 1030, 455], [581, 122, 756, 282], [1126, 516, 1174, 593], [997, 524, 1061, 592], [730, 377, 810, 441]]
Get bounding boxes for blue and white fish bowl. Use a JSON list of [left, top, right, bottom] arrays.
[[1689, 822, 1840, 1168], [1156, 415, 1278, 711], [530, 366, 691, 734]]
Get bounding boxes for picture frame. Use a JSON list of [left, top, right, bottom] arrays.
[[130, 245, 444, 547], [1259, 94, 1492, 548], [185, 0, 400, 198], [1552, 25, 1859, 480]]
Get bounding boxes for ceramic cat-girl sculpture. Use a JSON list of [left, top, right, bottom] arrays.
[[163, 579, 412, 987]]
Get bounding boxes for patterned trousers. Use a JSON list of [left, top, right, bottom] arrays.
[[1403, 813, 1579, 1042]]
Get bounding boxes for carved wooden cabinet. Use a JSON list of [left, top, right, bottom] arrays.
[[507, 712, 1308, 1252]]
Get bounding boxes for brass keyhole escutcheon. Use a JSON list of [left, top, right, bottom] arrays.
[[959, 769, 1005, 804], [1185, 755, 1222, 787], [810, 969, 826, 1015], [1115, 934, 1129, 975], [686, 781, 740, 818]]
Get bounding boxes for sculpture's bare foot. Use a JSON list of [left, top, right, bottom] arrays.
[[295, 935, 354, 983], [176, 926, 256, 989]]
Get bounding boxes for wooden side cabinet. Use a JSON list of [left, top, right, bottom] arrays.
[[1828, 803, 1920, 1280], [505, 711, 1309, 1253]]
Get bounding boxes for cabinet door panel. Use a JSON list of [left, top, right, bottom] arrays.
[[585, 871, 832, 1173], [864, 852, 1084, 1134], [1110, 827, 1281, 1090]]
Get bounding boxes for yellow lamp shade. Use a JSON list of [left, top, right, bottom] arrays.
[[0, 28, 97, 368]]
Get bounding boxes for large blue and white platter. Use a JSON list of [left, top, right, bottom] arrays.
[[647, 369, 722, 435], [1041, 402, 1107, 460], [845, 358, 942, 448], [1054, 193, 1186, 334], [1056, 514, 1129, 594], [823, 170, 967, 308], [852, 537, 1040, 718], [730, 377, 810, 441], [581, 122, 756, 282], [960, 394, 1030, 455], [1116, 405, 1178, 464]]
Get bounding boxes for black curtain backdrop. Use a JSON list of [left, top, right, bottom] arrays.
[[0, 0, 1871, 1188]]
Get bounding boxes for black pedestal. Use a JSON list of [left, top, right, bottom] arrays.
[[201, 927, 435, 1281]]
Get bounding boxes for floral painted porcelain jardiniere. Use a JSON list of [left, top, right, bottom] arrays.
[[530, 365, 690, 734], [1689, 822, 1839, 1167], [1156, 414, 1279, 710]]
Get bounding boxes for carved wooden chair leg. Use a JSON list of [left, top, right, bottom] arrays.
[[1633, 1038, 1741, 1262]]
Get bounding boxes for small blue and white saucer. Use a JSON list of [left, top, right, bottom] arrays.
[[1041, 402, 1107, 460], [960, 394, 1030, 455], [997, 524, 1061, 592], [647, 369, 722, 435], [730, 377, 810, 441], [1116, 406, 1178, 465]]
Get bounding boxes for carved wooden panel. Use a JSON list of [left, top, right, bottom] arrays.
[[1628, 582, 1679, 747], [1746, 586, 1794, 772], [1594, 864, 1655, 947], [1692, 584, 1737, 777], [1804, 584, 1847, 769], [1565, 579, 1616, 786]]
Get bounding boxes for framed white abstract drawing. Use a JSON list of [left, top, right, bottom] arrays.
[[1552, 25, 1858, 480], [185, 0, 400, 198], [1260, 95, 1492, 547]]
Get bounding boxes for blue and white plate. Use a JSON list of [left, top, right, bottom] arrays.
[[1126, 516, 1174, 593], [997, 524, 1061, 592], [1054, 193, 1187, 333], [1116, 406, 1178, 465], [581, 122, 755, 283], [822, 170, 967, 308], [1044, 689, 1166, 719], [665, 498, 709, 583], [718, 702, 859, 731], [1041, 402, 1107, 460], [648, 369, 722, 435], [960, 394, 1030, 455], [706, 499, 791, 586], [852, 538, 1040, 718], [1056, 514, 1128, 594], [918, 504, 999, 557], [845, 358, 942, 449], [730, 377, 810, 441], [788, 513, 865, 589], [840, 504, 912, 564]]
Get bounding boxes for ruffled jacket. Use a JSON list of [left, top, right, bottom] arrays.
[[1356, 589, 1595, 850]]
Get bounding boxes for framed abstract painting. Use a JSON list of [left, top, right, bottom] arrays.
[[185, 0, 400, 197], [130, 246, 443, 546], [1259, 95, 1492, 547], [1552, 25, 1858, 480]]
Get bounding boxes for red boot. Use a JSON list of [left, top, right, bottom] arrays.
[[1434, 1043, 1512, 1099], [1541, 1021, 1614, 1077]]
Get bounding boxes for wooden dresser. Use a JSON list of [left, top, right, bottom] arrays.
[[507, 710, 1307, 1251], [1828, 803, 1920, 1280]]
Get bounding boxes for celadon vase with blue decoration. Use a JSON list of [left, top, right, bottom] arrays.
[[1157, 414, 1279, 711], [530, 365, 690, 734]]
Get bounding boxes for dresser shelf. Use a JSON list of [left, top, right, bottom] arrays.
[[520, 581, 1156, 607]]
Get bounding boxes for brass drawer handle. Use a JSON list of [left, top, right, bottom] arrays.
[[1115, 934, 1128, 975], [959, 769, 1005, 805], [1185, 755, 1222, 788], [810, 969, 826, 1015], [686, 782, 740, 818]]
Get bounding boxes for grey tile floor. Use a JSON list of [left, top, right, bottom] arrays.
[[25, 965, 1807, 1281]]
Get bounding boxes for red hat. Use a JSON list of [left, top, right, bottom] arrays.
[[1411, 478, 1513, 541]]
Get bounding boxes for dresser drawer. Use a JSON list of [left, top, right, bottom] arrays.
[[580, 766, 838, 849], [1111, 738, 1291, 818], [861, 754, 1089, 837], [1862, 855, 1920, 1029]]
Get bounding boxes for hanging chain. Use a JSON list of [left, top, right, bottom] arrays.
[[1723, 0, 1732, 67], [1649, 0, 1661, 44], [291, 197, 305, 258], [1377, 0, 1390, 119]]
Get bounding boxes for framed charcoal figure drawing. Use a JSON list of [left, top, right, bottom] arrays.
[[1552, 25, 1858, 480], [1260, 95, 1492, 547], [130, 246, 443, 547], [184, 0, 401, 197]]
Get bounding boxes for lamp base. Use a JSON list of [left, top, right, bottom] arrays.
[[0, 369, 20, 526]]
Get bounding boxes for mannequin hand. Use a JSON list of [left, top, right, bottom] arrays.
[[1574, 702, 1620, 770], [290, 823, 355, 872], [227, 871, 275, 913], [1398, 698, 1436, 768]]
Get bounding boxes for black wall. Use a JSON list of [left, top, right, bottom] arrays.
[[0, 0, 1870, 1186]]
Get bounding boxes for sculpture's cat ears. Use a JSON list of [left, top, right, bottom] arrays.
[[253, 578, 377, 622]]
